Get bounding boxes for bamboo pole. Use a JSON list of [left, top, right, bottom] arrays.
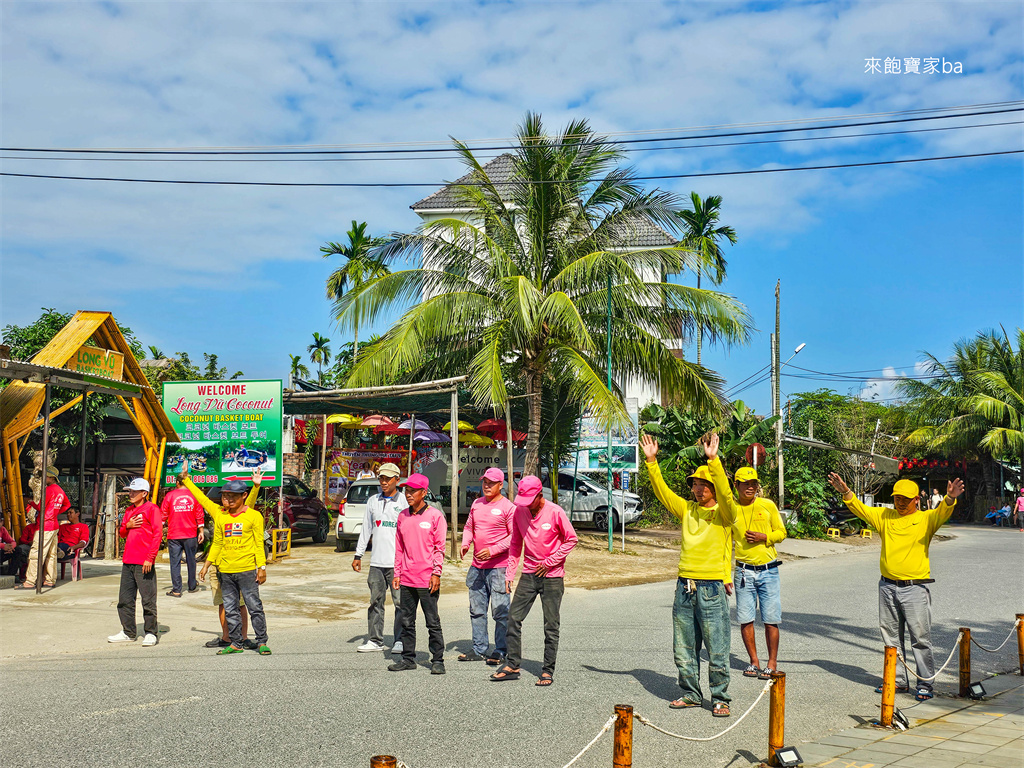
[[768, 672, 786, 766], [1016, 615, 1024, 677], [613, 704, 633, 768], [959, 627, 971, 698], [12, 394, 85, 442], [286, 375, 467, 399], [369, 757, 396, 768], [880, 646, 897, 727], [450, 392, 459, 559], [151, 437, 166, 502]]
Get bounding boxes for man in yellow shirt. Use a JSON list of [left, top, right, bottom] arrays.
[[712, 465, 786, 681], [827, 473, 964, 700], [641, 432, 735, 717]]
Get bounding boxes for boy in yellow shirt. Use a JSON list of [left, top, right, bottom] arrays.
[[827, 473, 963, 700], [642, 432, 735, 717]]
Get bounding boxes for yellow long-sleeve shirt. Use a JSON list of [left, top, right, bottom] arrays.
[[647, 458, 734, 582], [182, 476, 263, 573], [708, 461, 786, 565], [844, 495, 955, 580]]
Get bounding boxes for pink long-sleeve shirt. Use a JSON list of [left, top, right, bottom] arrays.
[[119, 502, 163, 565], [394, 505, 447, 589], [161, 487, 204, 540], [505, 499, 578, 582], [461, 495, 515, 569]]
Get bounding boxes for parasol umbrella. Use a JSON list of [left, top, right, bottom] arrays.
[[442, 420, 477, 432], [399, 418, 432, 431], [476, 418, 507, 433], [361, 415, 395, 428], [459, 432, 495, 446], [326, 413, 364, 429], [374, 422, 401, 434], [490, 427, 528, 442], [413, 430, 451, 443]]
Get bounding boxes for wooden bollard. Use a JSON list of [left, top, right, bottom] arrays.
[[880, 646, 898, 727], [370, 757, 397, 768], [1016, 615, 1023, 676], [613, 704, 633, 768], [959, 627, 971, 698], [768, 671, 786, 766]]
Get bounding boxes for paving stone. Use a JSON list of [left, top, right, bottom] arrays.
[[951, 731, 1019, 747], [859, 739, 927, 755], [819, 734, 881, 748], [934, 738, 997, 754], [891, 753, 969, 768]]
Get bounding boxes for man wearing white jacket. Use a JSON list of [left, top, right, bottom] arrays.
[[352, 463, 409, 653]]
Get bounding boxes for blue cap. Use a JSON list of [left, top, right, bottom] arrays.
[[221, 480, 249, 494]]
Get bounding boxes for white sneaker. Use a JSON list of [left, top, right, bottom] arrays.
[[142, 633, 159, 647], [107, 631, 136, 643], [357, 640, 386, 653], [391, 641, 403, 654]]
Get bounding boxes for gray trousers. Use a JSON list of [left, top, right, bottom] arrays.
[[367, 566, 402, 645], [879, 579, 935, 691], [506, 573, 564, 675]]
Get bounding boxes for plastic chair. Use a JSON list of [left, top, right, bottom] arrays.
[[860, 529, 873, 538], [826, 528, 841, 539], [59, 549, 83, 581]]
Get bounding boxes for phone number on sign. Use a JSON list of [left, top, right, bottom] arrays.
[[188, 475, 219, 484]]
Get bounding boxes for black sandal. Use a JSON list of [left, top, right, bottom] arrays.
[[490, 666, 521, 681], [536, 672, 554, 687], [458, 652, 485, 662]]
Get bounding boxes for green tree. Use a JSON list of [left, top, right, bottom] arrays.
[[307, 332, 332, 386], [144, 351, 244, 400], [148, 345, 166, 359], [676, 193, 737, 366], [336, 113, 752, 474], [323, 221, 390, 358], [288, 354, 311, 384]]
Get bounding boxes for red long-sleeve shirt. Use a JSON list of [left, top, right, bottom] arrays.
[[119, 502, 162, 565], [27, 483, 71, 531], [161, 487, 204, 540], [18, 522, 38, 546]]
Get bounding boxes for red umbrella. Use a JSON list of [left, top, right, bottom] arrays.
[[362, 415, 395, 428], [374, 422, 401, 434], [491, 427, 528, 442], [477, 419, 508, 434]]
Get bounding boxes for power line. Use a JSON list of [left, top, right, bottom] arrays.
[[3, 149, 1020, 188], [3, 106, 1020, 157]]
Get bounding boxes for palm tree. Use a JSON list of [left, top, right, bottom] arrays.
[[322, 221, 390, 358], [288, 354, 311, 384], [307, 333, 332, 386], [898, 327, 1023, 494], [148, 345, 166, 359], [676, 193, 737, 366], [334, 114, 752, 475]]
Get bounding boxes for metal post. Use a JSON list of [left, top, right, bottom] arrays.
[[450, 392, 459, 559], [959, 627, 971, 698], [370, 757, 397, 768], [504, 399, 515, 498], [768, 671, 786, 766], [35, 382, 52, 594], [1016, 614, 1024, 676], [79, 390, 88, 519], [606, 272, 613, 553], [880, 646, 898, 727], [408, 412, 416, 464], [612, 704, 633, 768], [775, 281, 783, 512]]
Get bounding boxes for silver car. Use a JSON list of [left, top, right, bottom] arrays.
[[542, 470, 643, 531]]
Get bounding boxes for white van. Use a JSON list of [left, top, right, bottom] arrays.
[[542, 470, 643, 530]]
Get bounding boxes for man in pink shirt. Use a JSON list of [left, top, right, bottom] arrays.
[[161, 475, 205, 597], [458, 467, 515, 664], [18, 465, 70, 589], [389, 473, 448, 675], [1014, 488, 1024, 532], [0, 523, 15, 575], [491, 475, 578, 687], [108, 478, 163, 646]]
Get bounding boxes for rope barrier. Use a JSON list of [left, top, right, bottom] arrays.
[[970, 618, 1022, 653], [895, 632, 962, 682], [561, 714, 618, 768], [635, 679, 774, 742]]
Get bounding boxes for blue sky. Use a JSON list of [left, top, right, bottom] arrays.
[[1, 1, 1021, 417]]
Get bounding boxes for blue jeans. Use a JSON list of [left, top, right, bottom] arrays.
[[168, 537, 198, 593], [673, 578, 731, 704], [734, 565, 782, 625], [466, 566, 510, 657]]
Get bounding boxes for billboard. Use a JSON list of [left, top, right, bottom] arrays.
[[325, 448, 413, 505], [563, 398, 639, 472], [161, 379, 283, 487]]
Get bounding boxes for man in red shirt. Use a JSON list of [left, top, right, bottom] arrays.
[[0, 523, 15, 575], [161, 475, 205, 597], [11, 520, 38, 577], [57, 507, 90, 559], [108, 478, 162, 646], [18, 466, 70, 589]]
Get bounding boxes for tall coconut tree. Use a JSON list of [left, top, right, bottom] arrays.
[[676, 193, 737, 366], [288, 354, 311, 384], [322, 221, 389, 358], [307, 332, 332, 386], [335, 114, 752, 474]]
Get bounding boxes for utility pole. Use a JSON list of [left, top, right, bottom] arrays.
[[774, 280, 784, 511]]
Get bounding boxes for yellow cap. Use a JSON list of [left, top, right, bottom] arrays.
[[892, 479, 920, 499], [687, 466, 713, 483], [735, 467, 759, 483]]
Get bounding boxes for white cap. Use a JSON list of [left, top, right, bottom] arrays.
[[126, 478, 150, 492]]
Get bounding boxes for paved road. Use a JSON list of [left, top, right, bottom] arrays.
[[1, 527, 1020, 768]]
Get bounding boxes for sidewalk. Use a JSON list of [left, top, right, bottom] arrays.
[[795, 673, 1024, 767]]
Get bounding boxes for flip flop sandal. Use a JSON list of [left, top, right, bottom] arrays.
[[669, 698, 701, 709], [712, 702, 731, 717], [485, 655, 504, 666], [758, 667, 777, 680], [742, 664, 760, 677], [13, 583, 33, 590], [535, 673, 554, 687], [258, 645, 272, 656], [42, 582, 55, 587], [217, 645, 244, 655], [914, 689, 934, 701], [490, 666, 521, 682], [458, 652, 485, 662], [166, 591, 182, 598]]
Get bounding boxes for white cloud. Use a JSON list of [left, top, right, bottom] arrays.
[[860, 361, 932, 402]]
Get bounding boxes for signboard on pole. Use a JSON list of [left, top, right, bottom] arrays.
[[563, 398, 639, 471], [161, 379, 283, 487], [325, 448, 412, 505], [67, 344, 124, 381]]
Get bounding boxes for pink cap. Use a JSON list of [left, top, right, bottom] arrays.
[[513, 475, 544, 506], [482, 467, 505, 483], [400, 473, 430, 490]]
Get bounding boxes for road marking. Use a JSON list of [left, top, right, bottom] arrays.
[[84, 695, 203, 717]]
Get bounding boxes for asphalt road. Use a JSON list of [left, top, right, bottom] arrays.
[[1, 526, 1020, 768]]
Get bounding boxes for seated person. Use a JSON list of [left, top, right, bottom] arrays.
[[0, 524, 15, 574], [58, 508, 91, 560], [10, 519, 39, 576]]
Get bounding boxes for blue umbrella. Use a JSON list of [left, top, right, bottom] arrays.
[[413, 430, 451, 443]]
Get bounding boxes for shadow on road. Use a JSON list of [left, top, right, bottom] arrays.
[[581, 664, 679, 699]]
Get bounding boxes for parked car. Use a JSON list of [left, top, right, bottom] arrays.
[[335, 477, 443, 552], [542, 470, 643, 531], [203, 474, 332, 544]]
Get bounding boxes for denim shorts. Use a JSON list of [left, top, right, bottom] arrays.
[[734, 564, 781, 625]]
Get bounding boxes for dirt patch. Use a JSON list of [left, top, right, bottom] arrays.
[[564, 532, 679, 589]]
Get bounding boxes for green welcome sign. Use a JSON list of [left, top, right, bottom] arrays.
[[161, 379, 283, 487]]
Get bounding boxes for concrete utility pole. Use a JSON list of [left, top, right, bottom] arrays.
[[775, 280, 784, 511]]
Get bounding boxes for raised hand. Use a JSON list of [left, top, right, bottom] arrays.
[[252, 467, 264, 486], [827, 472, 851, 496], [700, 432, 720, 460], [947, 478, 965, 499], [639, 434, 659, 463]]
